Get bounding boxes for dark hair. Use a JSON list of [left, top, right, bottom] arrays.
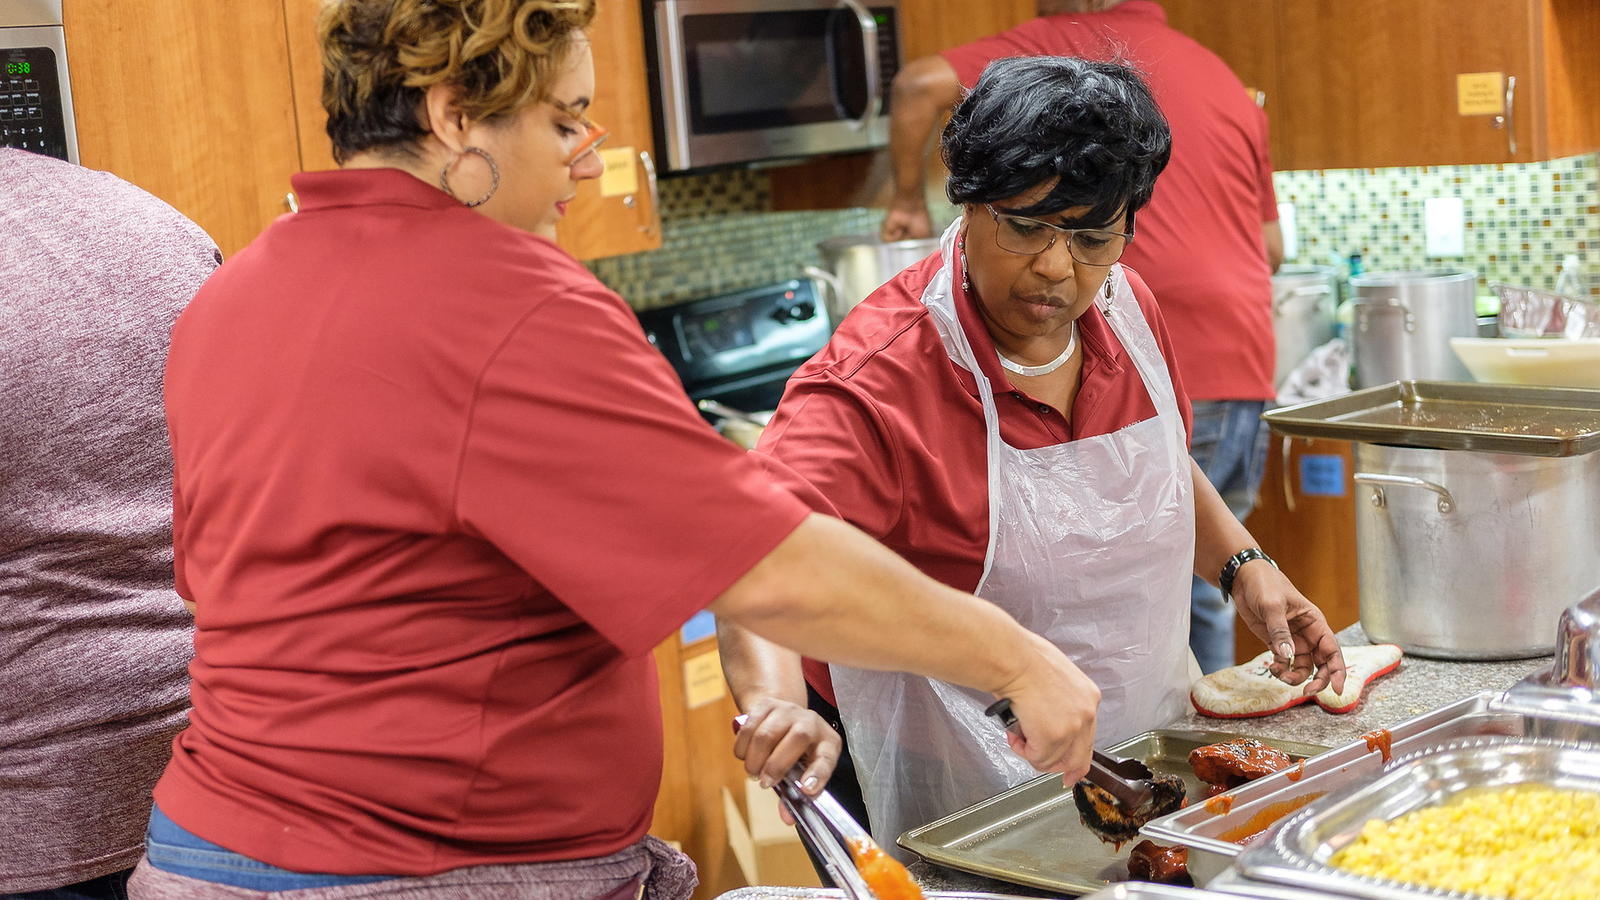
[[319, 0, 597, 164], [941, 56, 1171, 228]]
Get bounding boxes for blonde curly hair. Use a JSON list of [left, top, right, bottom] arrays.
[[319, 0, 598, 163]]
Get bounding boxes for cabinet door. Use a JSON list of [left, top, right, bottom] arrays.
[[64, 0, 303, 256], [1238, 435, 1360, 664], [554, 0, 661, 260], [1275, 0, 1537, 169], [283, 0, 339, 174]]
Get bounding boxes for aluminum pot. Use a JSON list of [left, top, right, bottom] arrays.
[[1350, 268, 1479, 387], [1270, 264, 1339, 387], [1353, 441, 1600, 659], [805, 234, 942, 325]]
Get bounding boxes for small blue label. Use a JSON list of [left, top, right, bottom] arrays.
[[1299, 454, 1346, 497], [680, 609, 717, 645]]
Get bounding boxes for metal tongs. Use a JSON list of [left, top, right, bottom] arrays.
[[732, 715, 878, 898], [985, 698, 1154, 809]]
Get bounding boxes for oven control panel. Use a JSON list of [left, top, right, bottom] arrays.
[[638, 279, 832, 398], [1, 49, 67, 159]]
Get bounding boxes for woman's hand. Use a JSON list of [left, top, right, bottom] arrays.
[[993, 631, 1100, 786], [732, 697, 841, 796], [1232, 560, 1348, 696]]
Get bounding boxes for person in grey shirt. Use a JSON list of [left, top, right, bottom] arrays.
[[0, 148, 218, 900]]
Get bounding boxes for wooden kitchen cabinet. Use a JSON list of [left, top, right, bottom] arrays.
[[1237, 435, 1362, 664], [64, 0, 305, 256], [1163, 0, 1600, 170], [553, 0, 663, 260]]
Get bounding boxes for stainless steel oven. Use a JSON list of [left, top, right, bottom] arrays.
[[1, 0, 77, 162], [648, 0, 900, 172]]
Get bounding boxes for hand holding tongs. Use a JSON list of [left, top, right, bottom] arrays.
[[732, 715, 879, 899], [984, 697, 1154, 809]]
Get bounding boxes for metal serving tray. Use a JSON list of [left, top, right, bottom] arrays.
[[1237, 736, 1600, 900], [896, 730, 1328, 896], [1262, 381, 1600, 457], [1077, 884, 1288, 900], [1140, 694, 1525, 886]]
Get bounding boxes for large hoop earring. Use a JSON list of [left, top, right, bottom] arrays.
[[439, 146, 500, 208]]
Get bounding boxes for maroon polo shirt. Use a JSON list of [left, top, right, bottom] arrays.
[[155, 168, 809, 875], [942, 0, 1279, 402], [755, 253, 1193, 706]]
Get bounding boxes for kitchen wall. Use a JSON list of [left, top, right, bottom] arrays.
[[590, 152, 1600, 310], [1275, 153, 1599, 300]]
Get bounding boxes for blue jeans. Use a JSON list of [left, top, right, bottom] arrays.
[[143, 805, 395, 891], [1188, 399, 1271, 674], [0, 871, 130, 900]]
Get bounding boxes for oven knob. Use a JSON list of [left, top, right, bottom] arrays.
[[770, 301, 816, 324]]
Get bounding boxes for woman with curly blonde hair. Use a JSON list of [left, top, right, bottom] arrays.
[[128, 1, 1103, 896]]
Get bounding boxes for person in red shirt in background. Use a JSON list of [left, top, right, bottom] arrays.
[[881, 0, 1286, 674], [720, 56, 1342, 863], [129, 2, 1100, 898]]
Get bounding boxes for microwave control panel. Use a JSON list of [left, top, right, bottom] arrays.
[[1, 46, 69, 161], [870, 6, 900, 108]]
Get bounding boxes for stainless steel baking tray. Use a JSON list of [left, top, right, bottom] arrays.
[[896, 730, 1329, 896], [1140, 693, 1525, 885], [1236, 736, 1600, 900], [1262, 381, 1600, 457], [1077, 883, 1285, 899]]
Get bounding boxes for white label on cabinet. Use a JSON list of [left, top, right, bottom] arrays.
[[683, 648, 727, 708], [1456, 72, 1505, 116]]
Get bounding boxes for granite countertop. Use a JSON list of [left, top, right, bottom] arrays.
[[906, 624, 1553, 897]]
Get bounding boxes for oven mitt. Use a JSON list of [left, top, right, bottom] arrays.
[[1313, 643, 1403, 713], [1190, 644, 1404, 718], [1190, 651, 1311, 718]]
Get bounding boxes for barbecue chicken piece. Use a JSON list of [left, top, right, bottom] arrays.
[[1072, 772, 1186, 845], [1128, 840, 1191, 884], [1188, 738, 1293, 789]]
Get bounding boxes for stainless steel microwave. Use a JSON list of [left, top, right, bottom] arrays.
[[1, 0, 78, 162], [648, 0, 901, 173]]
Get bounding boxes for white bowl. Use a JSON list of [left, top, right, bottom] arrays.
[[1449, 336, 1600, 389]]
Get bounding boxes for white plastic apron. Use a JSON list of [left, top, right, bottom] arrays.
[[831, 220, 1195, 855]]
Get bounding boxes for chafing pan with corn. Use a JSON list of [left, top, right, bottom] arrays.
[[1234, 737, 1600, 900]]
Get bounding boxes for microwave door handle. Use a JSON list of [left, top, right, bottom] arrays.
[[834, 0, 879, 131]]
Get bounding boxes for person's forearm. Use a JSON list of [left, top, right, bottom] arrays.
[[717, 620, 809, 712], [1191, 457, 1258, 586], [711, 513, 1032, 698], [888, 57, 963, 202]]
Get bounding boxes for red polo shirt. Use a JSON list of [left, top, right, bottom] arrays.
[[756, 254, 1192, 705], [155, 168, 809, 875], [942, 0, 1279, 402]]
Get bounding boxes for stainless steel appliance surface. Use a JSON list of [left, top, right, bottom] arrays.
[[1140, 693, 1528, 886], [0, 0, 76, 161], [806, 233, 941, 325], [648, 0, 900, 172], [896, 730, 1328, 896], [1270, 265, 1339, 388], [1350, 270, 1478, 388], [1497, 586, 1600, 739], [1264, 381, 1600, 660], [636, 278, 831, 430], [715, 890, 1046, 899], [1234, 736, 1600, 900]]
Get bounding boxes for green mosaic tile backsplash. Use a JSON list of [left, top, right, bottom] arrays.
[[590, 153, 1600, 310]]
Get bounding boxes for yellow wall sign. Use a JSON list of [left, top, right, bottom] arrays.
[[599, 147, 638, 197], [684, 648, 728, 709], [1456, 72, 1505, 116]]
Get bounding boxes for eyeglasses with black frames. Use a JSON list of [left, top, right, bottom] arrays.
[[984, 204, 1134, 266]]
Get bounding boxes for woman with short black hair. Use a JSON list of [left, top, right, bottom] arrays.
[[721, 56, 1347, 855]]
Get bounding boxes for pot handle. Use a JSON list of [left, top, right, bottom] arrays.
[[1274, 284, 1332, 316], [1351, 297, 1417, 334], [1354, 472, 1454, 514], [1280, 435, 1297, 513], [804, 265, 844, 311]]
